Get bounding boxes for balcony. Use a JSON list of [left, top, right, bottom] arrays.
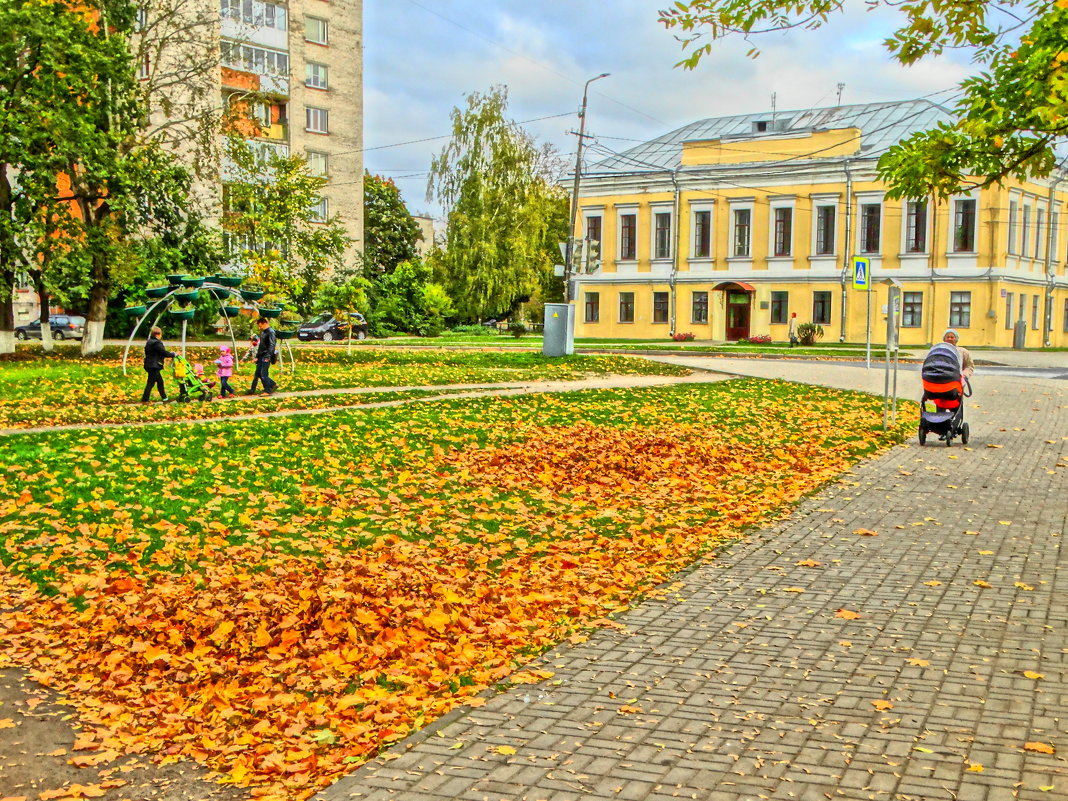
[[220, 67, 289, 100], [220, 16, 288, 51]]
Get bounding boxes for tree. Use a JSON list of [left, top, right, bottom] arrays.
[[368, 258, 454, 337], [222, 136, 352, 314], [364, 172, 422, 279], [658, 0, 1067, 198], [428, 86, 569, 321]]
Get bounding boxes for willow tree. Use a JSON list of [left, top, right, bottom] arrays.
[[659, 0, 1068, 199], [428, 86, 568, 321]]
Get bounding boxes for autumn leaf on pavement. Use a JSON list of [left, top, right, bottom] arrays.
[[1024, 742, 1056, 754], [1023, 671, 1045, 680], [617, 705, 643, 714], [493, 745, 517, 755], [853, 528, 878, 536], [795, 559, 822, 567], [835, 609, 861, 620], [871, 700, 893, 711]]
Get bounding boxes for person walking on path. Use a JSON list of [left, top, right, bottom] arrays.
[[214, 345, 235, 398], [248, 318, 277, 396], [788, 313, 799, 348], [942, 328, 975, 378], [141, 327, 175, 403]]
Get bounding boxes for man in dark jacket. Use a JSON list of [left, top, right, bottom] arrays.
[[249, 317, 277, 395], [142, 327, 175, 403]]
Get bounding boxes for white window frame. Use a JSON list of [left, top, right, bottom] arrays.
[[649, 203, 673, 261], [811, 197, 838, 257], [728, 200, 754, 259], [901, 199, 929, 254], [945, 189, 981, 255], [306, 62, 328, 90], [855, 192, 884, 255], [305, 15, 328, 44], [1022, 203, 1032, 258], [305, 106, 329, 134], [310, 196, 328, 222], [306, 150, 329, 177], [689, 201, 714, 259], [768, 198, 795, 259], [616, 205, 638, 262], [1008, 197, 1019, 255]]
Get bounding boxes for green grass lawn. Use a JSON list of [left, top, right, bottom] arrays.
[[0, 345, 689, 428], [0, 379, 916, 797]]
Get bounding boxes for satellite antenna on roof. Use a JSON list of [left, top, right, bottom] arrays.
[[836, 83, 845, 107]]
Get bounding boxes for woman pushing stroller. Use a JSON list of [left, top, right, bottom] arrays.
[[918, 329, 974, 446]]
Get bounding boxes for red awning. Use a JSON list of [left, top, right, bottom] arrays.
[[712, 281, 755, 292]]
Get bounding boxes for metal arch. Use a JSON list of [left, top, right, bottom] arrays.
[[121, 290, 179, 376]]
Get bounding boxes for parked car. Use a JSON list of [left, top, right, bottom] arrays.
[[297, 313, 368, 342], [14, 314, 86, 341]]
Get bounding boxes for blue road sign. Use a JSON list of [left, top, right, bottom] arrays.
[[852, 256, 870, 290]]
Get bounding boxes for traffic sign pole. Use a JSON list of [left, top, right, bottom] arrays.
[[852, 257, 872, 368]]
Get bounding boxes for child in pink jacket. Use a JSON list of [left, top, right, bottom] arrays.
[[214, 345, 235, 398]]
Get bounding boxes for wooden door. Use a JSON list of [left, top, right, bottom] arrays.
[[725, 292, 751, 341]]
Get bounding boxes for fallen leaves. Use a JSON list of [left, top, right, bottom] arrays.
[[795, 559, 822, 568], [870, 700, 893, 710], [835, 609, 862, 620], [1024, 741, 1056, 755], [852, 528, 879, 537], [1023, 671, 1045, 680]]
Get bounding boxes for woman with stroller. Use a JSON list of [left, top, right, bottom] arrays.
[[940, 329, 974, 378], [141, 327, 175, 403]]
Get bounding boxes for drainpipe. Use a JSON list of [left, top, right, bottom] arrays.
[[1042, 168, 1065, 348], [928, 194, 938, 345], [669, 168, 682, 336], [839, 160, 852, 342]]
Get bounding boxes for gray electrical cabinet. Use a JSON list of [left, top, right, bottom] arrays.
[[543, 303, 575, 357]]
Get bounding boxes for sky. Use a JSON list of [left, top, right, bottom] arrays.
[[363, 1, 974, 220]]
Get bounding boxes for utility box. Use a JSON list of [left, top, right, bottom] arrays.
[[543, 303, 575, 357], [1013, 320, 1027, 350]]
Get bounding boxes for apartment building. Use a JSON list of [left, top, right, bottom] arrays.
[[572, 99, 1068, 348], [145, 0, 364, 256]]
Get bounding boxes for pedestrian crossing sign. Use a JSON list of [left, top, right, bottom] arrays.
[[852, 257, 870, 289]]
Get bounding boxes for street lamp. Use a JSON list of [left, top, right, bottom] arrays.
[[565, 73, 609, 303]]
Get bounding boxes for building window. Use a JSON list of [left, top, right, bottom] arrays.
[[619, 292, 634, 323], [733, 209, 751, 257], [692, 291, 708, 324], [139, 53, 151, 80], [860, 203, 881, 253], [137, 7, 148, 30], [220, 41, 289, 75], [953, 199, 977, 252], [586, 215, 601, 245], [305, 106, 329, 133], [1008, 200, 1018, 255], [1022, 206, 1032, 258], [1063, 298, 1068, 333], [773, 207, 792, 257], [309, 197, 328, 222], [815, 205, 835, 255], [584, 292, 599, 323], [263, 2, 287, 30], [306, 62, 328, 89], [1005, 292, 1014, 330], [1052, 212, 1060, 263], [222, 0, 287, 29], [1035, 208, 1046, 260], [949, 291, 971, 328], [306, 150, 328, 176], [653, 292, 669, 323], [693, 210, 711, 257], [905, 201, 927, 253], [619, 213, 636, 260], [812, 291, 831, 325], [1032, 295, 1040, 329], [901, 292, 923, 328], [770, 291, 788, 325], [305, 16, 329, 44], [654, 212, 672, 259]]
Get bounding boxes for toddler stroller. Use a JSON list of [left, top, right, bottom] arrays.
[[173, 355, 214, 402], [918, 342, 971, 446]]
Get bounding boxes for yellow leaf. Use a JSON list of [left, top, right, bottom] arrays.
[[211, 620, 235, 644], [853, 528, 878, 536], [795, 559, 822, 567], [0, 719, 16, 730], [424, 609, 450, 633], [871, 700, 893, 711], [493, 745, 517, 755], [914, 747, 934, 753], [978, 550, 994, 555], [617, 705, 643, 714], [1024, 741, 1055, 754], [906, 658, 929, 667], [835, 609, 861, 620], [783, 587, 805, 593], [1023, 671, 1045, 680], [967, 763, 984, 772], [973, 580, 992, 588], [1015, 582, 1034, 591]]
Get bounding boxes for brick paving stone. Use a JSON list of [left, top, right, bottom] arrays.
[[319, 367, 1068, 801]]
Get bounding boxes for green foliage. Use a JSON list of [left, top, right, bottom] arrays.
[[658, 0, 1066, 197], [507, 321, 527, 339], [796, 323, 824, 346], [368, 259, 453, 337], [364, 173, 422, 279], [223, 136, 352, 314], [428, 86, 569, 321]]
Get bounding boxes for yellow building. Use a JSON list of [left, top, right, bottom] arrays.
[[572, 100, 1068, 348]]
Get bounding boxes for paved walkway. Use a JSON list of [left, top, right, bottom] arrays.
[[320, 363, 1068, 801]]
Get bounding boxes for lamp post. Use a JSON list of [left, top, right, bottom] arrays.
[[565, 73, 609, 303]]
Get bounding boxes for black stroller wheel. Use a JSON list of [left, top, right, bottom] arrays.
[[945, 433, 953, 447], [961, 422, 970, 445], [918, 425, 927, 446]]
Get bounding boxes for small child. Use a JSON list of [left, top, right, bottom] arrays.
[[214, 345, 235, 398], [193, 362, 216, 395]]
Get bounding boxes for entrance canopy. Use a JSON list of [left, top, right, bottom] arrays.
[[713, 281, 755, 292]]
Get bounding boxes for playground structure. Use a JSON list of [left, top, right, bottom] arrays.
[[120, 273, 296, 376]]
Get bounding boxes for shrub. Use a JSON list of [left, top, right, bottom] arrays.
[[741, 334, 772, 345], [507, 321, 527, 338], [797, 323, 824, 346], [450, 325, 499, 337], [672, 332, 695, 342]]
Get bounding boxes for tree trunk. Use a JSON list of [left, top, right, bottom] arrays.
[[0, 268, 14, 355], [81, 259, 109, 356], [34, 272, 53, 352]]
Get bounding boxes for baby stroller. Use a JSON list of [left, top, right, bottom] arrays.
[[172, 355, 214, 402], [918, 343, 971, 446]]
